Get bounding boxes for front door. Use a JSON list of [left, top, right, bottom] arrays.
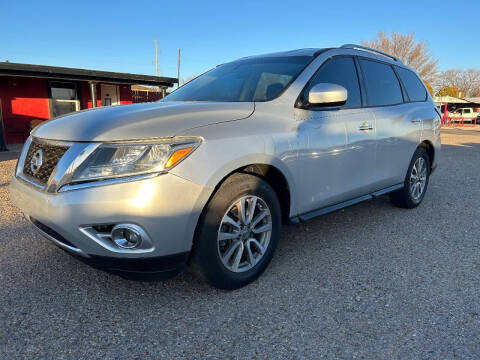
[[101, 84, 120, 106], [293, 55, 376, 214], [293, 109, 349, 213]]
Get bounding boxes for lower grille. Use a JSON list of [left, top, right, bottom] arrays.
[[30, 217, 76, 248], [23, 140, 69, 185]]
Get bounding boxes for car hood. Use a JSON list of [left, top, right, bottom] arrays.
[[32, 101, 255, 142]]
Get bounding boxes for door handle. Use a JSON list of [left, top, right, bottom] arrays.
[[359, 123, 373, 131], [410, 118, 422, 123]]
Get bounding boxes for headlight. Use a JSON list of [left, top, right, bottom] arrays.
[[72, 137, 200, 182]]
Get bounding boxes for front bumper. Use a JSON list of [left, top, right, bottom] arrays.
[[10, 172, 213, 274]]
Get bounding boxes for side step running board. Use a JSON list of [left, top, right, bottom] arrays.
[[291, 184, 403, 223]]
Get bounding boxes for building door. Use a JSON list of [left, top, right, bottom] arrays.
[[101, 84, 120, 106]]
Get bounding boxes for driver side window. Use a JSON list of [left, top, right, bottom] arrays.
[[305, 56, 362, 108]]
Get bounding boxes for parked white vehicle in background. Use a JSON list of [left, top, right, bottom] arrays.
[[448, 107, 479, 122]]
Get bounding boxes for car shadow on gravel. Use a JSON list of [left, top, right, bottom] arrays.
[[1, 141, 478, 302], [2, 138, 480, 358], [2, 141, 477, 300], [0, 193, 398, 300]]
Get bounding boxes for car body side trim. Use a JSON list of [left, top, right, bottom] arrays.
[[293, 184, 403, 222], [371, 184, 403, 197], [58, 172, 164, 192]]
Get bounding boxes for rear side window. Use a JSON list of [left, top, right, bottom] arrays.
[[359, 59, 403, 106], [306, 56, 361, 108], [395, 67, 427, 102]]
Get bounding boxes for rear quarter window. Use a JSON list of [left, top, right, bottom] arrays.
[[395, 67, 427, 102], [359, 59, 403, 107]]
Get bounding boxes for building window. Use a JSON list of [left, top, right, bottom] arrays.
[[50, 82, 80, 117]]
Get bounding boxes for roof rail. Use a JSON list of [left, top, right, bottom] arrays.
[[340, 44, 400, 62]]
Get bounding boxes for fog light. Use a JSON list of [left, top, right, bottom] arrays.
[[111, 225, 143, 249]]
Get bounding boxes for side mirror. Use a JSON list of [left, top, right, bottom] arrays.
[[308, 83, 348, 107]]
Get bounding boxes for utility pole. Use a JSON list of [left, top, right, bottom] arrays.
[[177, 48, 181, 88], [89, 82, 97, 108], [0, 99, 8, 151], [154, 40, 159, 76]]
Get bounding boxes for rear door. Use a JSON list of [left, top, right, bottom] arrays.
[[358, 59, 422, 188]]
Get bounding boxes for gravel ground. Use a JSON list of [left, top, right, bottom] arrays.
[[1, 128, 479, 359]]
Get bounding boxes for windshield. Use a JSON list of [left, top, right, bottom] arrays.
[[162, 56, 313, 102]]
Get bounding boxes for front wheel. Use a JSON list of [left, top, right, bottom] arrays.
[[389, 147, 430, 209], [190, 173, 281, 290]]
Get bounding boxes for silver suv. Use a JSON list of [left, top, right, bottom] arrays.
[[10, 45, 441, 289]]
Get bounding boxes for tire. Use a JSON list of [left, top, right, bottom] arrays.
[[389, 147, 430, 209], [190, 173, 281, 290]]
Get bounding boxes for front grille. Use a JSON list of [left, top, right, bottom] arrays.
[[23, 140, 69, 185]]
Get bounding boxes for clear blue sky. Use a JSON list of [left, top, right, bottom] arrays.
[[1, 0, 478, 83]]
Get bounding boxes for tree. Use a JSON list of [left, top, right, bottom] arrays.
[[435, 86, 459, 97], [436, 69, 480, 97], [424, 81, 434, 96], [362, 32, 438, 83]]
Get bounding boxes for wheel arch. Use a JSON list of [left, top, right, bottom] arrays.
[[201, 159, 296, 225], [419, 140, 434, 169], [240, 164, 292, 224]]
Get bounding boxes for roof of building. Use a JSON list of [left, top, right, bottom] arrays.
[[0, 62, 177, 87], [131, 84, 161, 92], [434, 96, 480, 105]]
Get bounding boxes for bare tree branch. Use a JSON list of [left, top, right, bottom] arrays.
[[362, 32, 439, 83], [436, 69, 480, 97]]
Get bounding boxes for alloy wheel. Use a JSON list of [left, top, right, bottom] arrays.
[[217, 195, 272, 273], [409, 157, 427, 201]]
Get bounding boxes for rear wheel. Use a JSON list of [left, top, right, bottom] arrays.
[[190, 173, 281, 290], [390, 147, 430, 209]]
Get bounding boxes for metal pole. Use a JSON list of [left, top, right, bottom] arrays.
[[90, 82, 97, 108], [154, 40, 159, 76], [177, 48, 181, 88], [0, 99, 8, 151]]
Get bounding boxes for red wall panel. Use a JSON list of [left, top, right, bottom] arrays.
[[0, 76, 50, 144], [119, 84, 132, 105], [0, 77, 134, 144], [81, 83, 132, 107]]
